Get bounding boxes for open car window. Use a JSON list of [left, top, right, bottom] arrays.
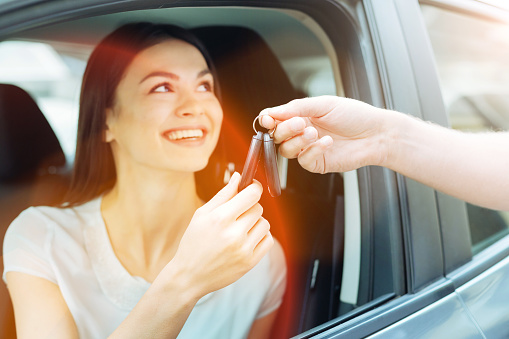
[[0, 3, 407, 338]]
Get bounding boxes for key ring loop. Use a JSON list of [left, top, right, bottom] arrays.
[[253, 116, 276, 138]]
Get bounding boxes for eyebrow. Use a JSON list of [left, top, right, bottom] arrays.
[[139, 69, 212, 84]]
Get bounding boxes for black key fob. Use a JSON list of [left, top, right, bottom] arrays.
[[239, 131, 263, 192], [263, 133, 281, 197]]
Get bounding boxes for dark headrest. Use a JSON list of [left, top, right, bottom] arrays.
[[0, 84, 66, 181], [192, 27, 300, 199], [193, 26, 299, 127]]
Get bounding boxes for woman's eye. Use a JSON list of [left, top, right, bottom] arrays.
[[150, 83, 172, 93], [197, 82, 213, 92]]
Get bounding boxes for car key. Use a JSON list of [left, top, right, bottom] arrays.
[[238, 131, 264, 192], [238, 117, 281, 197], [263, 132, 281, 197]]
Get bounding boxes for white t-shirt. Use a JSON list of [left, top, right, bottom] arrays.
[[2, 197, 287, 339]]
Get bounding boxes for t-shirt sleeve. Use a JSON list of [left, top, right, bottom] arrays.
[[2, 207, 56, 285], [256, 238, 287, 319]]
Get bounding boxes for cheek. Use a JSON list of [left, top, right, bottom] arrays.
[[109, 107, 163, 146], [212, 100, 224, 127], [212, 106, 223, 143]]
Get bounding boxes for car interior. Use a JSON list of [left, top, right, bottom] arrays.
[[0, 6, 357, 338], [0, 3, 422, 338]]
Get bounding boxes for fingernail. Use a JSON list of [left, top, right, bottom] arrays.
[[321, 136, 333, 147], [230, 172, 240, 183], [303, 127, 316, 140], [259, 115, 269, 128]]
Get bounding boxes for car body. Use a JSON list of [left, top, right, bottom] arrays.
[[0, 0, 508, 338]]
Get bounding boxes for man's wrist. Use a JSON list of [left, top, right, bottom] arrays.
[[376, 109, 409, 170]]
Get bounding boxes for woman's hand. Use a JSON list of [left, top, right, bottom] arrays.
[[259, 96, 389, 174], [161, 172, 273, 300]]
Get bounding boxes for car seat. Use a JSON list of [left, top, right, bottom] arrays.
[[0, 83, 70, 338], [192, 26, 302, 200]]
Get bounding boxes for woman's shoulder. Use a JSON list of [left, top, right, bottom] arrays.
[[240, 237, 286, 287], [5, 198, 102, 241], [268, 237, 286, 270]]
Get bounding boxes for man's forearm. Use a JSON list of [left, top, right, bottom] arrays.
[[383, 110, 509, 211]]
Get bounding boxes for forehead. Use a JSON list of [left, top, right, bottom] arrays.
[[127, 39, 209, 76]]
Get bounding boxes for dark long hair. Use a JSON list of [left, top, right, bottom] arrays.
[[64, 22, 219, 206]]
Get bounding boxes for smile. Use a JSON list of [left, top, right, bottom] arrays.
[[166, 129, 204, 141]]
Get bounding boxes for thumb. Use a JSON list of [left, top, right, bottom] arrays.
[[201, 172, 241, 212]]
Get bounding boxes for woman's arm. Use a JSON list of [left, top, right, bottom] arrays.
[[8, 173, 274, 338], [108, 262, 199, 338], [247, 310, 279, 339], [6, 265, 198, 339], [112, 174, 273, 338], [6, 265, 199, 339], [6, 272, 79, 339]]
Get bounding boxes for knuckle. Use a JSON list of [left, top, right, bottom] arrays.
[[210, 211, 228, 225], [266, 232, 275, 245], [255, 203, 263, 216], [248, 184, 263, 200], [278, 145, 292, 158], [224, 231, 242, 250], [261, 218, 270, 231], [289, 98, 303, 107], [238, 243, 252, 259]]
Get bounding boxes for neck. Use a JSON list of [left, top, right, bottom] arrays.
[[101, 166, 202, 279]]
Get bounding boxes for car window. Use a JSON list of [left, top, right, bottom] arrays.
[[0, 40, 88, 163], [0, 4, 406, 338], [421, 4, 509, 254]]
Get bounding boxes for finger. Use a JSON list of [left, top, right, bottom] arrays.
[[272, 117, 307, 144], [259, 96, 338, 121], [252, 232, 274, 263], [201, 172, 241, 212], [259, 114, 276, 130], [278, 126, 318, 159], [236, 203, 263, 233], [216, 180, 263, 220], [246, 217, 270, 249], [296, 136, 333, 173], [271, 117, 307, 144]]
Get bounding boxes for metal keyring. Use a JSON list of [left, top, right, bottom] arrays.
[[252, 116, 261, 134], [253, 116, 276, 137]]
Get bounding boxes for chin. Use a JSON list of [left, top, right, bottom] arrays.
[[176, 158, 210, 173]]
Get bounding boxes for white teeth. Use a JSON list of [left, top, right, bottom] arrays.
[[167, 129, 204, 140]]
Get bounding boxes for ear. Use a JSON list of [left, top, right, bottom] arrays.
[[104, 108, 115, 143]]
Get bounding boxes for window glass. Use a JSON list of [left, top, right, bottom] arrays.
[[421, 4, 509, 253], [0, 40, 87, 163]]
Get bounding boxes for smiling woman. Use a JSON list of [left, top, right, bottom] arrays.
[[2, 22, 286, 339]]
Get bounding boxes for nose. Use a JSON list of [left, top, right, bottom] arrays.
[[174, 91, 204, 118]]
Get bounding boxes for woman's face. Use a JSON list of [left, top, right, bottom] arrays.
[[105, 39, 223, 174]]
